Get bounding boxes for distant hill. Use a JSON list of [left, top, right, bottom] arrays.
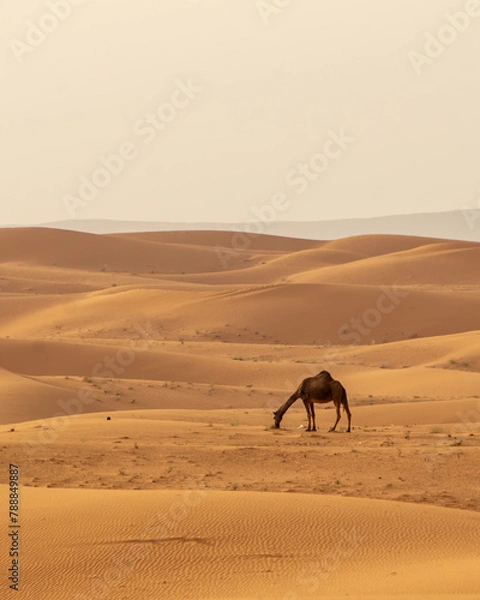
[[4, 210, 480, 242]]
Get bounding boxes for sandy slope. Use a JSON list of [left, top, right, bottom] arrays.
[[0, 367, 72, 424], [0, 227, 318, 273], [1, 283, 479, 345], [0, 228, 479, 598], [7, 485, 480, 599], [1, 230, 480, 345], [0, 336, 480, 425]]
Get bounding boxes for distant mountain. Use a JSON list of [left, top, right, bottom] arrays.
[[5, 210, 480, 242]]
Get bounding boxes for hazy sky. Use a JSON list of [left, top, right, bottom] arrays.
[[1, 0, 479, 226]]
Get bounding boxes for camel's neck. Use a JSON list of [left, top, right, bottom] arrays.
[[275, 391, 300, 420]]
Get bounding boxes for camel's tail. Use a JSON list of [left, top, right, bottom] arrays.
[[273, 385, 303, 427]]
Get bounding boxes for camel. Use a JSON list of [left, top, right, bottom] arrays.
[[273, 370, 351, 432]]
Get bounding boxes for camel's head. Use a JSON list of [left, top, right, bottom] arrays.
[[272, 411, 282, 428]]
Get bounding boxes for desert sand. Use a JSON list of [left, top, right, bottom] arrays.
[[0, 227, 479, 599]]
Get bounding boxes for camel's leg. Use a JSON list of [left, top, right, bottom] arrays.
[[341, 386, 352, 432], [303, 399, 312, 431], [329, 401, 341, 432], [345, 403, 352, 433], [310, 403, 317, 432]]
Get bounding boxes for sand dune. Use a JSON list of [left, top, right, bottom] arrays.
[[292, 243, 480, 286], [0, 227, 319, 275], [1, 228, 479, 345], [1, 282, 479, 345], [117, 228, 321, 251], [1, 228, 479, 598], [340, 330, 480, 370], [10, 485, 480, 599], [0, 368, 72, 424], [158, 234, 480, 285], [0, 227, 271, 274], [2, 228, 478, 284], [1, 334, 480, 426]]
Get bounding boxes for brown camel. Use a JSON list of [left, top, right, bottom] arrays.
[[273, 370, 352, 432]]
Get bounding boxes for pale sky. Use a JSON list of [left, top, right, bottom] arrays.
[[1, 0, 479, 226]]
